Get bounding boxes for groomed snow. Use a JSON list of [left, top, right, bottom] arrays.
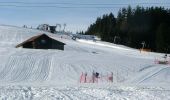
[[0, 25, 169, 100]]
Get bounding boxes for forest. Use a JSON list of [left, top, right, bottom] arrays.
[[85, 6, 170, 53]]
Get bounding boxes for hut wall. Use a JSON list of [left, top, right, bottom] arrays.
[[51, 40, 64, 50], [34, 36, 51, 49], [23, 42, 33, 48], [17, 34, 65, 50]]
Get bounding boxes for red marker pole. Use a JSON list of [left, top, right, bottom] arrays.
[[80, 72, 83, 83]]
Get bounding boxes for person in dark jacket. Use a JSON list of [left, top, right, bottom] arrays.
[[95, 72, 99, 78]]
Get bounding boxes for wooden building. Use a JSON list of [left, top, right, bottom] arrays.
[[16, 34, 65, 50]]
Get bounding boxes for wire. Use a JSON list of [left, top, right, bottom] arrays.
[[0, 5, 169, 8], [0, 2, 169, 5], [0, 2, 169, 8], [0, 5, 122, 8]]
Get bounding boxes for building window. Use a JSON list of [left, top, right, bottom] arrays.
[[41, 39, 46, 44]]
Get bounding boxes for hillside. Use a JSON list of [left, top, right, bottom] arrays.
[[0, 25, 169, 99]]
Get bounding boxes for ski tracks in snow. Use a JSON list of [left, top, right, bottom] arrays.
[[0, 86, 170, 100], [129, 65, 170, 84], [0, 50, 54, 83]]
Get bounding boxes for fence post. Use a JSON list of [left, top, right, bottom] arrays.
[[109, 72, 113, 82], [92, 71, 95, 83], [84, 72, 87, 83], [80, 72, 83, 83]]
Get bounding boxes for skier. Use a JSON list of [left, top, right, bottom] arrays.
[[164, 54, 167, 59], [163, 54, 168, 62], [95, 72, 99, 78]]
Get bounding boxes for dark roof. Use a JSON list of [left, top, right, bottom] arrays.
[[16, 34, 65, 48]]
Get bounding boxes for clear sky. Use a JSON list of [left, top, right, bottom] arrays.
[[0, 0, 169, 33]]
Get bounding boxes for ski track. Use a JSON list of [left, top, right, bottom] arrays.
[[0, 51, 55, 83], [128, 65, 169, 84], [137, 67, 169, 84]]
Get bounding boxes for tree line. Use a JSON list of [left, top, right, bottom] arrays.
[[85, 6, 170, 53]]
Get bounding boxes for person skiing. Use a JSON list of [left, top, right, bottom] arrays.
[[95, 72, 99, 78]]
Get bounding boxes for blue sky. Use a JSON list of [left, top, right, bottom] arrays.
[[0, 0, 169, 33]]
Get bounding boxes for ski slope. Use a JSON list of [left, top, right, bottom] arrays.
[[0, 25, 170, 99]]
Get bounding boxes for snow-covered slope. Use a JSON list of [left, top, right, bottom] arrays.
[[0, 25, 41, 47], [0, 25, 170, 99], [0, 25, 169, 85]]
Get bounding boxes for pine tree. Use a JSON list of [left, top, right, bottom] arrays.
[[85, 6, 170, 53]]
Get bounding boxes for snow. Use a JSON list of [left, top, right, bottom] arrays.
[[77, 39, 132, 51], [1, 85, 170, 100], [0, 25, 170, 99]]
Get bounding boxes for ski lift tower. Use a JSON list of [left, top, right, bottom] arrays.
[[141, 41, 146, 50], [63, 23, 67, 33]]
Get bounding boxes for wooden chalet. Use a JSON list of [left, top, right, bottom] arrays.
[[16, 34, 65, 50]]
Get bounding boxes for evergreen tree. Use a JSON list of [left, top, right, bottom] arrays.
[[85, 6, 170, 53], [85, 13, 116, 42], [156, 23, 170, 53]]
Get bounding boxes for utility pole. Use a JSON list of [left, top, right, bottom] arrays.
[[114, 36, 118, 44]]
